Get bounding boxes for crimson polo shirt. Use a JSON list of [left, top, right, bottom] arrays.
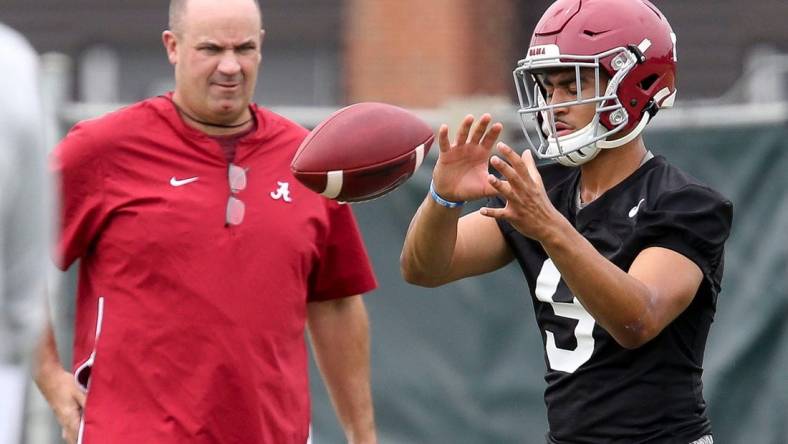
[[51, 95, 377, 444]]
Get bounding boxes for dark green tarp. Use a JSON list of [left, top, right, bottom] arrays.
[[310, 123, 788, 443]]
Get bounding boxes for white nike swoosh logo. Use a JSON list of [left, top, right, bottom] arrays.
[[170, 176, 199, 187], [628, 198, 646, 218]]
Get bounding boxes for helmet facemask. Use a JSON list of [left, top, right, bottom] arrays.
[[513, 45, 643, 167]]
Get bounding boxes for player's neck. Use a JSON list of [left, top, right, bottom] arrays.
[[578, 139, 648, 204]]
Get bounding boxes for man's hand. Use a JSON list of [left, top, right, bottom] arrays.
[[431, 114, 503, 202], [34, 323, 85, 444], [479, 143, 566, 242], [36, 366, 84, 444]]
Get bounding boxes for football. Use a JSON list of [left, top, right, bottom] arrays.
[[290, 102, 434, 202]]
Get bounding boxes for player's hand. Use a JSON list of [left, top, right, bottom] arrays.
[[479, 143, 565, 241], [36, 366, 85, 444], [431, 114, 503, 202]]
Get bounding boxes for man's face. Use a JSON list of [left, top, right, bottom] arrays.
[[537, 69, 608, 137], [163, 0, 263, 125]]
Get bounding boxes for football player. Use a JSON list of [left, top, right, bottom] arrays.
[[401, 0, 731, 442]]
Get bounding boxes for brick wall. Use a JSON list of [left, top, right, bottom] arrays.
[[344, 0, 516, 107], [3, 0, 787, 105]]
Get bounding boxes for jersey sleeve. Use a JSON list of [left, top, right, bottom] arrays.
[[50, 123, 110, 270], [637, 184, 733, 291], [307, 200, 377, 302]]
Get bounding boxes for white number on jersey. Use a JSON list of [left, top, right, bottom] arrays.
[[534, 258, 595, 373]]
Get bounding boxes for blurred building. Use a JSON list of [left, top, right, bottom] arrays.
[[3, 3, 787, 444], [2, 0, 788, 107], [1, 0, 344, 106]]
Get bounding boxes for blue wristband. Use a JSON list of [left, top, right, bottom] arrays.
[[429, 180, 465, 208]]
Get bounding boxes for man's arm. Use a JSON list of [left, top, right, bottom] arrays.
[[400, 115, 512, 287], [481, 145, 703, 349], [401, 206, 512, 287], [34, 322, 85, 444], [307, 295, 376, 444], [542, 229, 702, 349]]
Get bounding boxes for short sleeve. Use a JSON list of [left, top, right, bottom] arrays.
[[307, 201, 377, 302], [636, 185, 733, 291], [50, 123, 109, 270]]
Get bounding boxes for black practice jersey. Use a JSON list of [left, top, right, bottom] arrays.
[[490, 156, 733, 443]]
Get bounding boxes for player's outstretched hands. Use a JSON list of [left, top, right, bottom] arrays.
[[36, 366, 85, 444], [431, 114, 503, 203], [480, 142, 564, 242]]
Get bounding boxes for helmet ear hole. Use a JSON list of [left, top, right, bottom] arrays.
[[638, 74, 660, 92]]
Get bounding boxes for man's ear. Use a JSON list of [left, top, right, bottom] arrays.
[[260, 29, 266, 46], [162, 30, 178, 65]]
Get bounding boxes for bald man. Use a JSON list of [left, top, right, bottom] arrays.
[[34, 1, 378, 443]]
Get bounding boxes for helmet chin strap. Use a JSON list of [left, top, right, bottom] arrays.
[[554, 112, 650, 166], [596, 112, 650, 149], [556, 146, 600, 167], [551, 120, 603, 166]]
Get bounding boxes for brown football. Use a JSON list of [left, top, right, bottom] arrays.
[[290, 102, 434, 202]]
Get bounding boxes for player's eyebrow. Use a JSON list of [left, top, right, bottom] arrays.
[[539, 73, 574, 88], [539, 71, 594, 88]]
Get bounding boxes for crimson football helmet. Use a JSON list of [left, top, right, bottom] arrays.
[[513, 0, 677, 166]]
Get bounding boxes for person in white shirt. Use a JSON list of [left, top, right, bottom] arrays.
[[0, 22, 48, 444]]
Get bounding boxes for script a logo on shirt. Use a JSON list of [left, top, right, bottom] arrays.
[[270, 181, 293, 203]]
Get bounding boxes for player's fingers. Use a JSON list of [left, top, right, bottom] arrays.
[[479, 205, 507, 220], [497, 142, 532, 183], [455, 114, 474, 145], [488, 156, 516, 188], [488, 155, 524, 193], [521, 149, 542, 185], [438, 124, 451, 153], [469, 113, 492, 144], [480, 122, 503, 150], [486, 172, 520, 203]]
